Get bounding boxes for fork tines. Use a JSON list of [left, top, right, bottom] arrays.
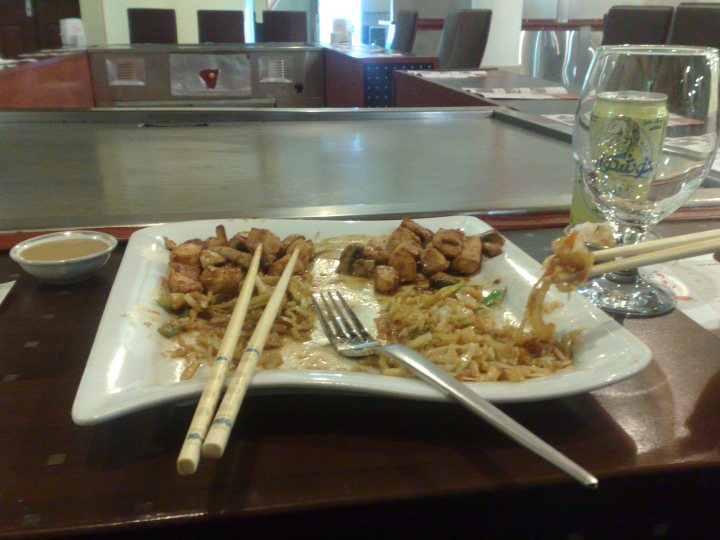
[[313, 291, 372, 344]]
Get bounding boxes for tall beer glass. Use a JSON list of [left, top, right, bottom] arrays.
[[573, 45, 719, 316]]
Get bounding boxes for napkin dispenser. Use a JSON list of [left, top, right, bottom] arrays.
[[60, 18, 86, 48], [331, 18, 352, 44]]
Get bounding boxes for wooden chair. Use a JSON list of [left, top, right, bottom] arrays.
[[389, 10, 418, 53], [198, 10, 245, 43], [437, 10, 493, 69], [261, 10, 308, 42], [601, 6, 674, 45], [127, 8, 177, 44]]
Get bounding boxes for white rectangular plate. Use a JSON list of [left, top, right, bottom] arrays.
[[72, 216, 652, 425]]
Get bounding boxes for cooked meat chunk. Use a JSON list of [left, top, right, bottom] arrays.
[[429, 271, 463, 289], [351, 258, 375, 278], [400, 219, 433, 243], [215, 225, 228, 244], [388, 241, 421, 283], [432, 228, 464, 259], [480, 230, 506, 246], [228, 231, 248, 251], [374, 265, 400, 294], [171, 262, 201, 280], [280, 234, 305, 255], [200, 265, 244, 295], [420, 246, 450, 277], [199, 249, 227, 269], [267, 252, 308, 276], [170, 240, 204, 267], [386, 226, 421, 253], [362, 241, 390, 265], [209, 246, 253, 268], [169, 263, 202, 293], [482, 242, 504, 258], [337, 243, 365, 275], [246, 228, 283, 264], [163, 236, 177, 250], [284, 238, 315, 267], [450, 235, 482, 275]]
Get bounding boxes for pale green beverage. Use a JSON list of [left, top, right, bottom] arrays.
[[569, 90, 669, 226]]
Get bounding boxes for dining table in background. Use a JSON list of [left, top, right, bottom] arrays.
[[1, 107, 720, 538], [393, 68, 581, 116]]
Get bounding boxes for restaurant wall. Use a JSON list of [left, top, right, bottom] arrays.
[[523, 0, 683, 19]]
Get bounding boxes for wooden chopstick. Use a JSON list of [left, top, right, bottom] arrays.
[[202, 248, 301, 460], [593, 229, 720, 261], [589, 236, 720, 277], [176, 245, 263, 476]]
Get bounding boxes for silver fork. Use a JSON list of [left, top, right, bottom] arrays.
[[313, 291, 598, 488]]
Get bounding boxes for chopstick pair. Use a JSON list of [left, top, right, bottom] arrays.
[[177, 246, 300, 475], [588, 228, 720, 278]]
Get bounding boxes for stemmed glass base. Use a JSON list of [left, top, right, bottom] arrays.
[[578, 268, 676, 317]]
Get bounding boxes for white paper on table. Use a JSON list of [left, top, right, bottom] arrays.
[[407, 70, 488, 78], [642, 254, 720, 333], [0, 281, 15, 307], [464, 86, 572, 99]]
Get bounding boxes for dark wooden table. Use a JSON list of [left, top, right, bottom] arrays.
[[2, 221, 720, 539], [0, 51, 94, 109], [324, 44, 438, 107], [393, 69, 579, 116]]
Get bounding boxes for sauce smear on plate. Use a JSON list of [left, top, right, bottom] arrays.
[[21, 238, 108, 261]]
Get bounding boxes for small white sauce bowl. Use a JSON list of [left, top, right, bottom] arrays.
[[10, 230, 118, 284]]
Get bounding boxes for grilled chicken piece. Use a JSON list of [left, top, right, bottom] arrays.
[[374, 265, 400, 294], [401, 219, 433, 244], [337, 243, 365, 275], [170, 240, 204, 267], [389, 241, 421, 283], [268, 252, 308, 276], [351, 258, 375, 278], [163, 236, 177, 250], [199, 249, 227, 269], [284, 238, 315, 267], [228, 231, 248, 251], [280, 234, 305, 255], [209, 246, 253, 269], [246, 228, 283, 264], [169, 263, 202, 293], [482, 242, 503, 258], [200, 265, 244, 295], [432, 228, 464, 259], [362, 241, 390, 265], [420, 246, 449, 277], [450, 235, 482, 275], [429, 271, 463, 289], [386, 226, 421, 253]]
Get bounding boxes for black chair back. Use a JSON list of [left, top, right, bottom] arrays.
[[602, 6, 673, 45], [669, 3, 720, 49], [439, 9, 492, 69], [128, 8, 177, 44], [436, 11, 460, 68], [198, 10, 245, 43], [390, 10, 418, 53], [261, 10, 308, 42]]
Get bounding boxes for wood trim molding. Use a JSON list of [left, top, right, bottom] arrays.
[[522, 19, 604, 31], [416, 18, 604, 32], [417, 18, 444, 31]]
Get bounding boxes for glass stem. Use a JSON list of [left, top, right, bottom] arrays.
[[607, 224, 649, 282]]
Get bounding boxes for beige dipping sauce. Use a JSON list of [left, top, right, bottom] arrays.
[[20, 238, 109, 261]]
